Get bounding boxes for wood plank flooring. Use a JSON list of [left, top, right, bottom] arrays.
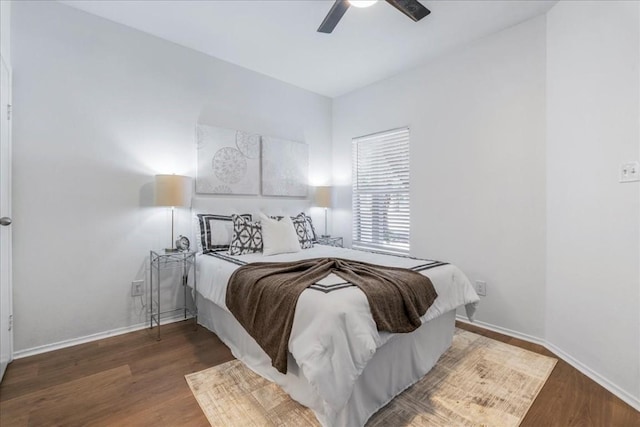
[[1, 320, 638, 426]]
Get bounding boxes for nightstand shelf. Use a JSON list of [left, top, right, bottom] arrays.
[[149, 249, 197, 340], [316, 236, 343, 247]]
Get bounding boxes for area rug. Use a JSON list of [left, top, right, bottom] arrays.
[[185, 329, 557, 426]]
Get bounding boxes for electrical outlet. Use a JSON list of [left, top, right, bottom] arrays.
[[131, 280, 144, 297], [619, 161, 640, 183], [475, 280, 486, 297]]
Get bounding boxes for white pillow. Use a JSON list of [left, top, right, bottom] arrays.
[[259, 213, 301, 256]]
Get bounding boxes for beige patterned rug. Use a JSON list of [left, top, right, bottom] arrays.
[[185, 329, 556, 426]]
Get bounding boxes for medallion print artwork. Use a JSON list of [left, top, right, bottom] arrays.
[[213, 147, 246, 184], [235, 132, 261, 159], [196, 125, 261, 195], [261, 137, 308, 197]]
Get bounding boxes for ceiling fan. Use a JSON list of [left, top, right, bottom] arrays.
[[318, 0, 431, 34]]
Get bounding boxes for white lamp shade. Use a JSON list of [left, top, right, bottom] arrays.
[[155, 174, 192, 208], [314, 186, 332, 208]]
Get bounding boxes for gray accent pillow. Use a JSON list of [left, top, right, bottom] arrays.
[[229, 214, 263, 255], [300, 212, 318, 242], [292, 213, 314, 249]]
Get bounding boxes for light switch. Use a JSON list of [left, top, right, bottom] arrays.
[[619, 161, 639, 183]]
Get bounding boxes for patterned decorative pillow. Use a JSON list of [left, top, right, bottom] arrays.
[[197, 213, 252, 253], [300, 212, 318, 242], [229, 214, 263, 255], [291, 213, 314, 249]]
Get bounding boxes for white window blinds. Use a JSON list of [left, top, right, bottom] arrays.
[[352, 128, 410, 254]]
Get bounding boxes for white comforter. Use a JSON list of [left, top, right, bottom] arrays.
[[196, 246, 479, 421]]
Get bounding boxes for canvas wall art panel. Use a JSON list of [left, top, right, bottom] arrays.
[[261, 137, 308, 197], [196, 125, 261, 195]]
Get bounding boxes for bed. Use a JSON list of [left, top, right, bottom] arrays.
[[192, 244, 479, 426]]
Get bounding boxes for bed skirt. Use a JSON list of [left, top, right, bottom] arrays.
[[196, 293, 456, 427]]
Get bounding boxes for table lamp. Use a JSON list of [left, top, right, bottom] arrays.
[[155, 174, 192, 252], [314, 186, 332, 238]]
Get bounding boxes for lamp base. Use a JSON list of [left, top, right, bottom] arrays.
[[164, 248, 180, 253]]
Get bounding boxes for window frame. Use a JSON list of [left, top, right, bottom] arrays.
[[351, 127, 410, 255]]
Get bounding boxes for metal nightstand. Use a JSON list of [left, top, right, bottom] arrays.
[[149, 249, 197, 340], [316, 236, 343, 247]]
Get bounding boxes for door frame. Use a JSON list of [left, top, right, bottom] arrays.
[[0, 54, 13, 381]]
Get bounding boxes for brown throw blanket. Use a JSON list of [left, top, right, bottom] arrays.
[[225, 257, 438, 374]]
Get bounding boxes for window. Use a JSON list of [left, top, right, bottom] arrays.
[[352, 128, 410, 254]]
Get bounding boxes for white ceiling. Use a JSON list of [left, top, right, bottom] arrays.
[[60, 0, 556, 98]]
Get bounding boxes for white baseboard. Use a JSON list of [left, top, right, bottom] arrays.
[[456, 315, 640, 412], [13, 315, 189, 359], [544, 341, 640, 412], [455, 315, 546, 346]]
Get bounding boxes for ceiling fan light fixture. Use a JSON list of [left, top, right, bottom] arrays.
[[318, 0, 429, 34], [349, 0, 377, 8]]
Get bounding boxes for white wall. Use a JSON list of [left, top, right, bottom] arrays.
[[332, 16, 548, 339], [546, 0, 640, 407], [11, 1, 332, 352], [0, 0, 10, 65]]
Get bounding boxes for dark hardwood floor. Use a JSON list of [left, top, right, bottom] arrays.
[[1, 320, 638, 426]]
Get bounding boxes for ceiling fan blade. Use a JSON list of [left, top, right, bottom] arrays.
[[318, 0, 350, 33], [385, 0, 431, 22]]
